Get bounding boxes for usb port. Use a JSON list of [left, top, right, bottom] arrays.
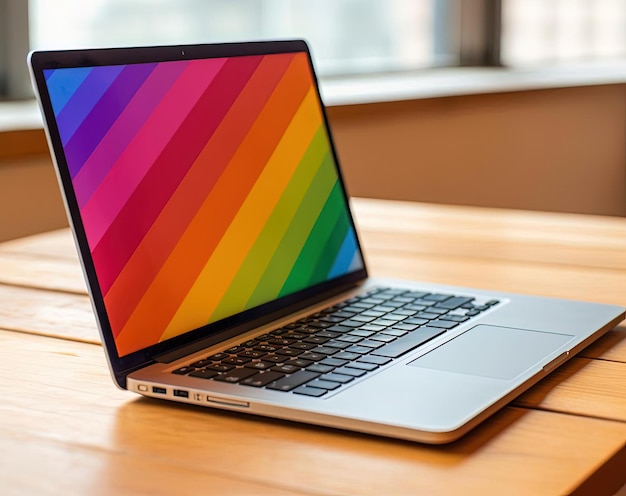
[[152, 386, 166, 394], [173, 389, 189, 398]]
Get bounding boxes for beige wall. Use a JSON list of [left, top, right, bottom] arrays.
[[327, 83, 626, 216], [0, 83, 624, 241]]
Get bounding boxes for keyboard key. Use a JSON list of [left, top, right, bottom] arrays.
[[334, 366, 367, 378], [368, 334, 396, 343], [423, 293, 451, 302], [262, 354, 285, 363], [188, 369, 219, 379], [441, 314, 470, 322], [357, 339, 384, 349], [427, 319, 459, 329], [293, 386, 327, 397], [321, 373, 354, 384], [381, 329, 408, 337], [299, 352, 327, 362], [206, 363, 235, 372], [348, 329, 375, 338], [172, 366, 195, 375], [306, 364, 335, 374], [357, 355, 392, 365], [267, 370, 320, 392], [214, 367, 258, 383], [238, 350, 266, 359], [223, 356, 251, 366], [336, 334, 363, 343], [244, 361, 274, 370], [275, 348, 302, 357], [189, 359, 212, 368], [320, 357, 348, 367], [345, 345, 371, 355], [371, 327, 446, 358], [435, 296, 473, 310], [207, 352, 229, 361], [333, 352, 362, 361], [311, 346, 338, 356], [324, 340, 351, 350], [308, 379, 341, 391], [271, 364, 301, 374], [285, 358, 313, 368], [241, 370, 285, 387], [347, 361, 379, 371]]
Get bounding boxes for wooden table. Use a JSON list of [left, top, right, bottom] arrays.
[[1, 198, 625, 495]]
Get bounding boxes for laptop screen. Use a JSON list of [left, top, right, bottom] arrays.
[[41, 49, 365, 357]]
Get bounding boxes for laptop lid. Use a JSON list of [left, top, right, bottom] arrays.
[[29, 40, 368, 387]]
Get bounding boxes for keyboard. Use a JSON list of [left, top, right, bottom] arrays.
[[172, 287, 499, 397]]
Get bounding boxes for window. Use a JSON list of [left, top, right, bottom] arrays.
[[1, 0, 625, 100]]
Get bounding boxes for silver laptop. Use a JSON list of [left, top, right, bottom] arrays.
[[29, 40, 624, 443]]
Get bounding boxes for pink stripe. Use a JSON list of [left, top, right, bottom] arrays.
[[72, 61, 189, 208], [80, 58, 228, 248]]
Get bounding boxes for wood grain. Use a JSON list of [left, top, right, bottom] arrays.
[[1, 330, 625, 496]]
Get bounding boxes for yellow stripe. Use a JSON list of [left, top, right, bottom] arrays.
[[161, 88, 320, 338]]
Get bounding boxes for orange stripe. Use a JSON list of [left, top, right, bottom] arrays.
[[103, 54, 294, 338], [115, 53, 312, 356], [162, 88, 319, 338]]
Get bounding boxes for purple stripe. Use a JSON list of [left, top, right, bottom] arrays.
[[72, 61, 189, 208], [56, 65, 124, 146], [93, 56, 264, 295], [64, 63, 157, 178]]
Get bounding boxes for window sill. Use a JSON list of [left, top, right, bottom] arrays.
[[2, 61, 626, 132]]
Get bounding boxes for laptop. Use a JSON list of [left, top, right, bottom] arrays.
[[28, 40, 624, 444]]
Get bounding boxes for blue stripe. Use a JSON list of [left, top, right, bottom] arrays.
[[55, 65, 124, 145], [45, 66, 93, 116], [327, 227, 359, 279]]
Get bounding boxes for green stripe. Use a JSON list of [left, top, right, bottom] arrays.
[[278, 181, 344, 297], [209, 126, 329, 321], [308, 199, 350, 284], [246, 151, 337, 308]]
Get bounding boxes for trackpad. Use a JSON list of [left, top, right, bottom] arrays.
[[408, 325, 574, 380]]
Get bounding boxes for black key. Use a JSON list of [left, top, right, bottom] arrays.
[[357, 339, 384, 349], [372, 319, 399, 327], [348, 329, 375, 338], [293, 386, 327, 397], [321, 373, 354, 384], [223, 356, 251, 365], [244, 361, 274, 370], [351, 315, 376, 323], [338, 320, 365, 328], [423, 293, 451, 302], [394, 309, 417, 316], [324, 340, 351, 350], [360, 310, 386, 318], [345, 345, 371, 355], [307, 363, 335, 374], [332, 311, 357, 319], [286, 358, 314, 368], [254, 344, 280, 352], [357, 355, 392, 365], [172, 366, 195, 375], [266, 370, 321, 392], [382, 313, 407, 321], [427, 319, 460, 329], [308, 379, 341, 391], [316, 330, 341, 339], [328, 325, 353, 333], [435, 296, 473, 310], [275, 348, 303, 357], [206, 363, 235, 372], [311, 346, 338, 356], [272, 364, 301, 374], [289, 342, 317, 350], [299, 352, 327, 362], [368, 334, 396, 343], [359, 324, 386, 332], [415, 312, 440, 320], [241, 370, 285, 387], [304, 336, 330, 345], [334, 366, 367, 378], [405, 290, 429, 299], [391, 323, 419, 331], [207, 352, 229, 361], [269, 338, 296, 346], [262, 354, 285, 363], [189, 359, 212, 368], [424, 307, 449, 315], [398, 320, 428, 330], [441, 314, 470, 323], [486, 300, 500, 306], [333, 351, 362, 361], [320, 357, 348, 367], [336, 335, 363, 344], [348, 361, 379, 371], [214, 367, 258, 383], [188, 369, 219, 380], [242, 339, 260, 347], [319, 316, 345, 324], [371, 327, 446, 358], [467, 310, 481, 316], [381, 328, 408, 337], [238, 350, 266, 359]]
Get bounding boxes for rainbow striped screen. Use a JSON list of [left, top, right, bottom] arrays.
[[44, 52, 364, 357]]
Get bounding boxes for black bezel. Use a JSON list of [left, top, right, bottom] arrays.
[[29, 40, 369, 388]]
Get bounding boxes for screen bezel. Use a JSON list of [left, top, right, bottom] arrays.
[[29, 40, 368, 388]]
